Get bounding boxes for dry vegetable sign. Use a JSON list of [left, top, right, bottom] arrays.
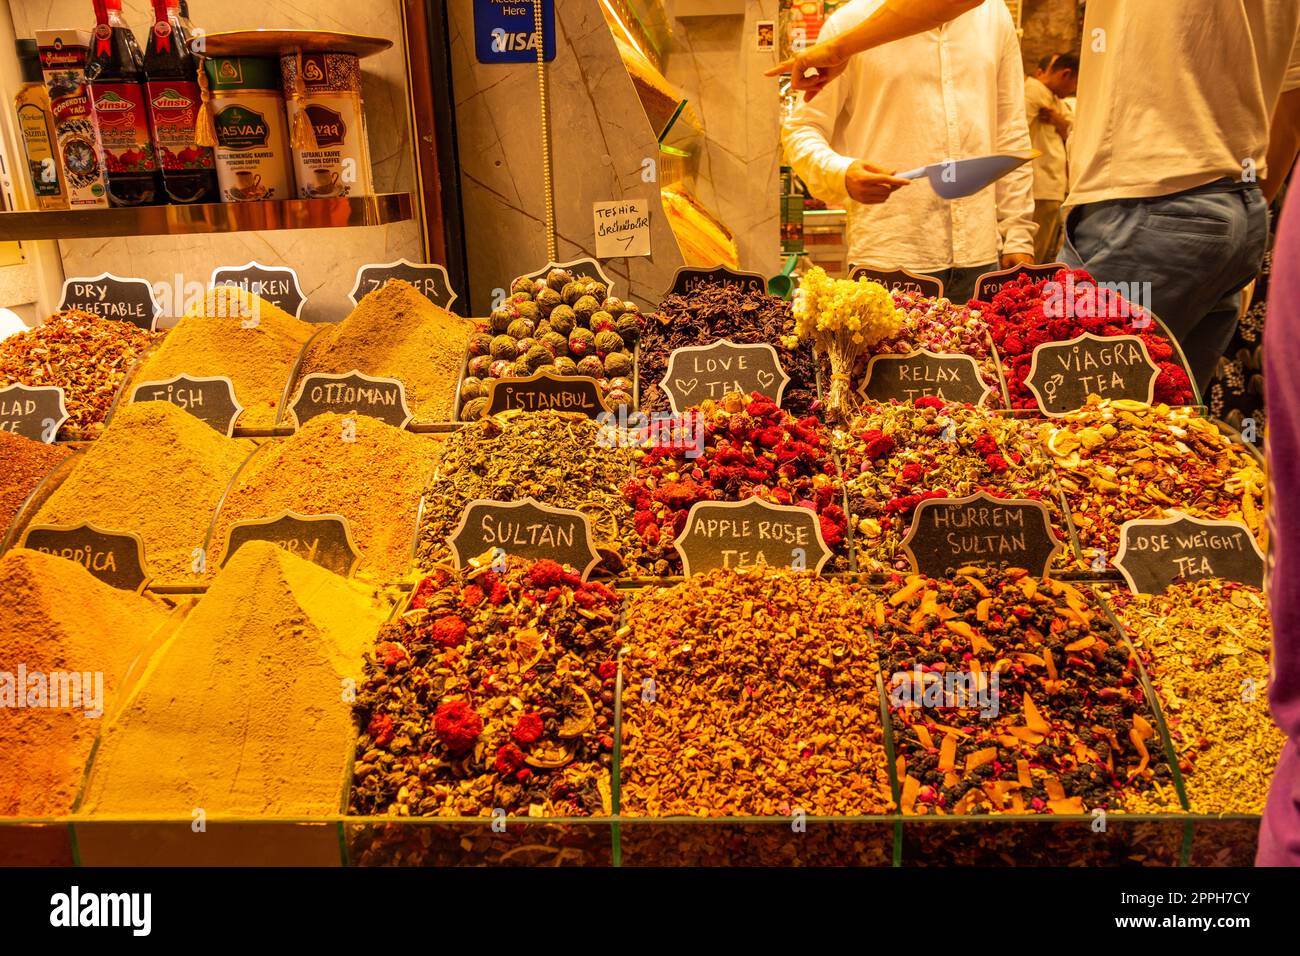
[[1113, 515, 1265, 594], [222, 511, 361, 578], [673, 497, 832, 576], [972, 261, 1068, 302], [349, 259, 457, 311], [20, 523, 150, 593], [59, 272, 161, 331], [1026, 333, 1159, 416], [901, 492, 1064, 578], [129, 374, 244, 436], [859, 349, 993, 407], [667, 265, 767, 298], [0, 384, 68, 443], [447, 498, 601, 580], [660, 340, 790, 413], [289, 371, 412, 430], [482, 370, 611, 419], [210, 261, 307, 319], [848, 266, 944, 298]]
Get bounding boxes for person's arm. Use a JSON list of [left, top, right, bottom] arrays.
[[767, 0, 986, 100], [994, 19, 1037, 265], [1264, 87, 1300, 204]]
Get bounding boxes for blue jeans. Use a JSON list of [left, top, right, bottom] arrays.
[[922, 262, 997, 304], [1062, 180, 1269, 392]]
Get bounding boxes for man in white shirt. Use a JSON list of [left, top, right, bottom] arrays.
[[780, 0, 1035, 302], [1024, 52, 1077, 262]]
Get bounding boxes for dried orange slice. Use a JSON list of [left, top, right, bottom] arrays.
[[556, 686, 595, 738], [505, 627, 544, 672]]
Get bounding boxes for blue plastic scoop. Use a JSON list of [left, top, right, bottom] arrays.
[[896, 150, 1040, 200]]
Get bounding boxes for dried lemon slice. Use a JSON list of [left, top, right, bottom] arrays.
[[505, 627, 544, 672], [556, 686, 596, 738]]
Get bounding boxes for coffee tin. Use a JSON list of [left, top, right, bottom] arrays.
[[281, 52, 373, 198], [203, 55, 295, 202]]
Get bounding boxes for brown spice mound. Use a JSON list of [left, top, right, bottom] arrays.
[[0, 432, 73, 542], [297, 280, 474, 422], [33, 401, 252, 582], [209, 413, 438, 580]]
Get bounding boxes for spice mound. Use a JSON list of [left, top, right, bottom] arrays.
[[1107, 582, 1282, 815], [299, 279, 474, 423], [81, 541, 385, 816], [639, 279, 818, 415], [0, 431, 73, 542], [209, 412, 437, 581], [32, 401, 252, 582], [620, 570, 894, 816], [350, 556, 622, 817], [621, 391, 846, 575], [0, 548, 170, 817], [129, 287, 314, 429], [417, 410, 636, 573], [878, 569, 1176, 814], [838, 399, 1069, 572], [0, 310, 156, 439], [1040, 399, 1264, 564]]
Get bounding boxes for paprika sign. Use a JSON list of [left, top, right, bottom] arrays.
[[1113, 515, 1265, 594], [222, 511, 361, 578], [482, 370, 611, 419], [1025, 333, 1159, 416], [667, 265, 766, 298], [129, 374, 244, 436], [59, 272, 161, 330], [349, 259, 457, 311], [661, 340, 790, 413], [901, 492, 1064, 578], [848, 266, 944, 299], [673, 497, 832, 577], [210, 261, 307, 319], [288, 371, 413, 430], [20, 523, 150, 593], [447, 498, 601, 580], [0, 384, 69, 443], [972, 262, 1067, 302], [860, 349, 993, 407]]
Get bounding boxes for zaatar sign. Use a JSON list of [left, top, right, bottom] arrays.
[[59, 272, 161, 330], [447, 498, 601, 580], [210, 261, 307, 319], [349, 259, 457, 311], [901, 492, 1064, 578], [1113, 515, 1265, 594], [1026, 333, 1158, 416], [848, 266, 944, 298], [673, 497, 832, 576], [288, 371, 412, 430], [222, 511, 361, 578], [522, 257, 615, 295], [129, 374, 244, 436], [0, 384, 68, 443], [667, 265, 766, 298], [20, 523, 149, 593], [661, 340, 789, 413], [482, 370, 611, 419], [972, 261, 1067, 302], [859, 349, 992, 406]]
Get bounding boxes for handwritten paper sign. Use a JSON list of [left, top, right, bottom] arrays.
[[210, 261, 307, 319], [482, 370, 611, 419], [660, 340, 789, 413], [860, 350, 993, 406], [20, 523, 149, 593], [222, 511, 361, 578], [59, 272, 161, 330], [349, 259, 457, 310], [593, 199, 651, 259], [673, 498, 832, 576], [848, 266, 944, 299], [1026, 333, 1159, 416], [0, 384, 68, 443], [667, 265, 767, 298], [129, 374, 244, 436], [1113, 515, 1265, 594], [522, 258, 615, 295], [901, 492, 1064, 578], [972, 262, 1067, 302], [447, 498, 601, 580], [289, 371, 412, 430]]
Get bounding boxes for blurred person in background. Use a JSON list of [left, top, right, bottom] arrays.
[[1024, 52, 1078, 262]]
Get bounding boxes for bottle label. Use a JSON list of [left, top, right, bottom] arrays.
[[145, 80, 213, 171], [17, 103, 62, 198], [92, 82, 157, 173]]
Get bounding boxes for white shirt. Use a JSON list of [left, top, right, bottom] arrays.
[[782, 0, 1035, 272], [1068, 0, 1300, 207], [1024, 76, 1070, 201]]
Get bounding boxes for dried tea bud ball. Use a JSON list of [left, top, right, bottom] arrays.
[[512, 359, 532, 377], [510, 276, 534, 296], [586, 282, 609, 302], [459, 376, 486, 402], [573, 295, 599, 322], [577, 355, 605, 378], [534, 364, 559, 376], [568, 327, 596, 356], [561, 281, 585, 305], [525, 344, 552, 371], [547, 268, 572, 291], [609, 376, 634, 393], [489, 359, 514, 378], [554, 356, 578, 376], [468, 355, 493, 378], [489, 308, 514, 334], [541, 331, 569, 356], [507, 318, 535, 340], [514, 300, 541, 323], [535, 320, 553, 338], [549, 306, 576, 336], [515, 337, 536, 355], [467, 332, 494, 356], [460, 397, 488, 421], [594, 330, 624, 355], [535, 287, 562, 316], [490, 335, 518, 360], [509, 291, 532, 307], [590, 311, 616, 334], [622, 300, 639, 314], [601, 296, 625, 317], [606, 389, 632, 409], [604, 351, 633, 378], [616, 313, 641, 345]]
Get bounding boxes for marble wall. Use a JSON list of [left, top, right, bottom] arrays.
[[1020, 0, 1081, 73]]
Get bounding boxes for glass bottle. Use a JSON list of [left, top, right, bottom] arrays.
[[13, 40, 69, 210], [88, 0, 161, 206], [144, 0, 216, 203]]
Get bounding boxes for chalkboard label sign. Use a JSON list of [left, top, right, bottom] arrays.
[[349, 259, 458, 311], [20, 523, 150, 593], [848, 266, 944, 299], [1026, 333, 1158, 416], [972, 262, 1067, 302], [222, 511, 361, 578], [522, 258, 615, 295], [0, 384, 68, 443], [288, 371, 412, 430], [860, 349, 993, 407], [900, 492, 1064, 578], [210, 261, 307, 319], [59, 272, 161, 330], [673, 497, 832, 576], [667, 265, 767, 298], [661, 340, 790, 413], [1113, 515, 1265, 594], [483, 370, 611, 419], [447, 498, 601, 580], [129, 374, 244, 437]]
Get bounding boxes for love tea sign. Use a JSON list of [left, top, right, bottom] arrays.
[[129, 374, 244, 436], [860, 349, 992, 407], [482, 371, 611, 419], [901, 492, 1064, 578], [848, 266, 944, 299], [667, 265, 767, 298], [289, 371, 412, 430], [222, 511, 361, 578], [20, 523, 150, 593], [447, 498, 601, 580], [972, 262, 1067, 302], [1026, 333, 1158, 416], [1113, 515, 1265, 594], [349, 259, 457, 310], [661, 340, 789, 413], [0, 384, 68, 443], [673, 498, 832, 576], [59, 272, 161, 330], [210, 261, 307, 319]]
